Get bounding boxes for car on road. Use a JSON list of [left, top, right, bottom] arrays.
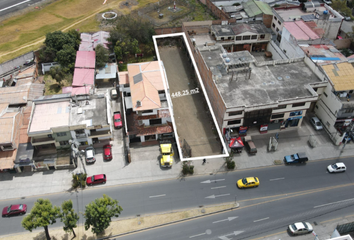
[[323, 0, 332, 4], [86, 174, 107, 186], [288, 222, 313, 235], [103, 145, 112, 161], [113, 112, 122, 129], [310, 117, 323, 130], [85, 147, 96, 164], [2, 204, 27, 217], [284, 152, 308, 164], [327, 162, 346, 173], [237, 177, 259, 188]]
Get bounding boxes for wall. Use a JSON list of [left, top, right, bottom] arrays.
[[263, 14, 272, 28], [279, 28, 305, 58], [266, 40, 288, 60], [315, 19, 341, 40], [0, 51, 34, 77], [205, 0, 230, 20], [155, 27, 183, 35], [333, 39, 352, 49]]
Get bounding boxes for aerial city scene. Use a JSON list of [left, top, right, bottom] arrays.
[[0, 0, 354, 239]]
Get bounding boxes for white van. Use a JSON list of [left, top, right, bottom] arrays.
[[111, 88, 118, 99]]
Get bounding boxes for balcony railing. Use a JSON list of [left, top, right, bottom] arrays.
[[31, 137, 55, 146]]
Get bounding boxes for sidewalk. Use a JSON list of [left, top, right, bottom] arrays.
[[0, 118, 354, 201]]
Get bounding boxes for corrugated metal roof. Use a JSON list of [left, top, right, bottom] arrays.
[[254, 1, 273, 15], [284, 21, 320, 40], [75, 51, 96, 69], [243, 0, 262, 17], [72, 68, 95, 86]]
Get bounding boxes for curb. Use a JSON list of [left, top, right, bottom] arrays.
[[98, 202, 240, 240]]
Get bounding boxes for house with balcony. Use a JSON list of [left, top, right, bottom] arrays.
[[314, 62, 354, 145], [120, 61, 174, 145], [27, 93, 111, 170]]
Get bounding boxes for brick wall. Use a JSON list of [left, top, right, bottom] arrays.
[[263, 14, 272, 28], [155, 27, 183, 35], [205, 0, 230, 20]]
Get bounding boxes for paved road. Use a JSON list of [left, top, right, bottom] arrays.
[[116, 185, 354, 240], [1, 158, 354, 236], [0, 0, 44, 17]]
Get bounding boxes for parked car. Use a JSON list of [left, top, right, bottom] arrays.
[[103, 145, 112, 161], [243, 136, 257, 155], [86, 174, 107, 186], [323, 0, 332, 4], [113, 112, 122, 129], [284, 152, 308, 164], [111, 88, 118, 99], [2, 204, 27, 217], [310, 117, 323, 130], [237, 177, 259, 188], [288, 222, 313, 235], [85, 147, 96, 164], [327, 162, 346, 173]]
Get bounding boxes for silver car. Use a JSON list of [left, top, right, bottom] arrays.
[[327, 162, 346, 173], [85, 147, 96, 164], [288, 222, 313, 235], [310, 117, 323, 130]]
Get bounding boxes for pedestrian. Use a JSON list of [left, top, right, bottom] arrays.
[[202, 159, 206, 164]]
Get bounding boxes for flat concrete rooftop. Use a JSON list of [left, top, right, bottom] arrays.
[[70, 97, 108, 127], [199, 47, 321, 108]]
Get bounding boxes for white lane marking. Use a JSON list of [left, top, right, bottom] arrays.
[[0, 0, 31, 12], [269, 177, 285, 181], [314, 198, 354, 208], [211, 186, 226, 189], [189, 233, 206, 238], [149, 194, 166, 198], [213, 216, 238, 224], [201, 179, 225, 183], [205, 193, 230, 199], [218, 231, 244, 239], [253, 217, 269, 222]]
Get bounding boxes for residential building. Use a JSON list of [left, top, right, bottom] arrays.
[[242, 0, 273, 27], [119, 61, 174, 145]]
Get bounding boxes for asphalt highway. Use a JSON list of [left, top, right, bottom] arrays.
[[0, 157, 353, 237], [0, 0, 44, 17]]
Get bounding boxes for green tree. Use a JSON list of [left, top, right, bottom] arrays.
[[60, 200, 79, 238], [114, 36, 140, 61], [55, 44, 77, 73], [332, 0, 352, 17], [49, 65, 66, 84], [84, 194, 123, 235], [95, 44, 110, 69], [21, 199, 60, 240]]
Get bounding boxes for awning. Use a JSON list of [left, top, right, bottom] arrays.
[[229, 137, 244, 148]]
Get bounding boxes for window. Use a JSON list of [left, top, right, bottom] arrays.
[[56, 132, 67, 137], [251, 35, 257, 39], [275, 105, 286, 109], [274, 16, 277, 20], [228, 37, 231, 40], [345, 109, 354, 113], [278, 20, 281, 25], [229, 111, 242, 116], [313, 88, 318, 92], [2, 145, 13, 151], [315, 105, 318, 109], [276, 28, 279, 32], [142, 110, 154, 114], [271, 113, 285, 119], [158, 90, 165, 94], [75, 129, 85, 134], [47, 134, 52, 138], [59, 141, 69, 146], [221, 37, 224, 40], [324, 92, 328, 97], [236, 36, 242, 41], [243, 36, 250, 40], [272, 23, 275, 28], [292, 102, 306, 107], [227, 119, 241, 125], [149, 119, 162, 125], [260, 34, 265, 39]]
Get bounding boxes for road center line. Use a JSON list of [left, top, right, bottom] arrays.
[[314, 198, 354, 208], [0, 0, 31, 12], [269, 178, 285, 181], [149, 194, 166, 198], [253, 217, 269, 222], [189, 233, 206, 238], [211, 186, 226, 189]]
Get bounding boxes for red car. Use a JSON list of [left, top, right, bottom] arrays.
[[113, 112, 122, 129], [2, 204, 27, 217], [103, 145, 112, 161], [86, 174, 107, 186]]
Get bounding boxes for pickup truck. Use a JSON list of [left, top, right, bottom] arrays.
[[284, 152, 308, 164], [113, 111, 122, 129]]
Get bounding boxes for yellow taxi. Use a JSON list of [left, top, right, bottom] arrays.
[[237, 177, 260, 188]]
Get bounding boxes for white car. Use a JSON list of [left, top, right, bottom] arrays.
[[310, 117, 323, 130], [323, 0, 332, 4], [288, 222, 313, 235], [327, 162, 346, 173]]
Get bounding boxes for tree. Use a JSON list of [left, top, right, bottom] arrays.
[[332, 0, 352, 17], [22, 199, 60, 240], [84, 194, 123, 235], [49, 65, 66, 84], [95, 44, 110, 69], [55, 44, 77, 73], [114, 36, 140, 61], [60, 200, 79, 239]]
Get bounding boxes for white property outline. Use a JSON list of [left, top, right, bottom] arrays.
[[153, 33, 229, 161]]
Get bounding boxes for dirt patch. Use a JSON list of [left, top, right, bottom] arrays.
[[1, 204, 235, 240]]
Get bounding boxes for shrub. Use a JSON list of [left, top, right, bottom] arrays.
[[72, 173, 87, 189], [226, 160, 235, 170], [182, 162, 194, 175]]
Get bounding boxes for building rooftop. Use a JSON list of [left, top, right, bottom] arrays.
[[0, 81, 44, 105], [128, 61, 165, 111], [96, 63, 117, 79], [118, 71, 129, 85], [199, 46, 321, 108], [29, 101, 70, 133], [301, 45, 347, 65], [72, 68, 95, 87], [284, 21, 320, 40], [92, 31, 110, 49], [75, 51, 96, 69], [322, 62, 354, 91], [211, 23, 271, 38], [70, 96, 108, 127], [0, 112, 19, 143], [243, 0, 262, 17]]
